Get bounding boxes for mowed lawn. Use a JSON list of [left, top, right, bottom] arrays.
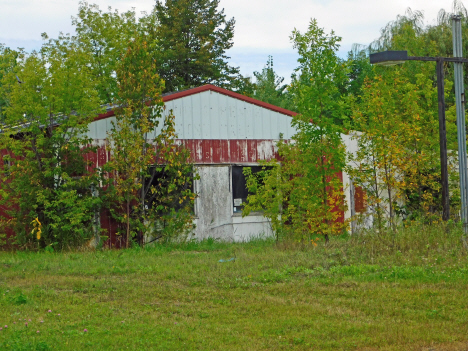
[[1, 235, 468, 350]]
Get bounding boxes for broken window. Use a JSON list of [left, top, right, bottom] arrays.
[[144, 165, 195, 214], [231, 165, 265, 214]]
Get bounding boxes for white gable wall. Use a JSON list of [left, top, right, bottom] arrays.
[[153, 90, 297, 140]]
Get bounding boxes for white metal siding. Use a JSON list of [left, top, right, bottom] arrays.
[[161, 90, 297, 140], [86, 90, 297, 141]]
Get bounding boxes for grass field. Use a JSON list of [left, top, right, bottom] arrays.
[[1, 223, 468, 350]]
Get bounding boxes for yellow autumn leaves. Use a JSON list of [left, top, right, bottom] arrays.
[[349, 71, 452, 224], [31, 217, 42, 240]]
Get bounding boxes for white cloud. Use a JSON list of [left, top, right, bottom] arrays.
[[220, 0, 454, 51], [0, 0, 154, 44], [0, 0, 459, 81]]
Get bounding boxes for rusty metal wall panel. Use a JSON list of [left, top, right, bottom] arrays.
[[201, 139, 212, 163], [84, 149, 97, 173], [97, 146, 107, 167], [181, 139, 279, 164], [82, 139, 279, 165], [228, 140, 239, 162], [239, 139, 249, 162], [257, 140, 277, 161], [194, 140, 204, 163], [247, 140, 257, 162]]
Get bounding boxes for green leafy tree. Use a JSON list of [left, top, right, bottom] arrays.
[[72, 2, 141, 103], [253, 56, 292, 109], [0, 35, 102, 249], [348, 68, 457, 228], [145, 114, 198, 243], [104, 37, 196, 247], [345, 45, 374, 101], [153, 0, 241, 92], [72, 1, 244, 98], [426, 1, 468, 88], [0, 45, 19, 121], [346, 4, 461, 226], [243, 20, 349, 243], [366, 4, 462, 110]]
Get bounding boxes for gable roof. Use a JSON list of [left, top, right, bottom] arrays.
[[163, 84, 297, 116], [94, 84, 297, 122]]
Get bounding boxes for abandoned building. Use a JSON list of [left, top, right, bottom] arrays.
[[85, 84, 361, 243]]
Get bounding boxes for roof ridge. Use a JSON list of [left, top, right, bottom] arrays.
[[94, 84, 297, 122]]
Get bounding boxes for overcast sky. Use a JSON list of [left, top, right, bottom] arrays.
[[0, 0, 459, 82]]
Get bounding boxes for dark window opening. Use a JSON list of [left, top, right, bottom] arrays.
[[144, 165, 195, 214], [232, 165, 267, 214], [3, 156, 10, 168]]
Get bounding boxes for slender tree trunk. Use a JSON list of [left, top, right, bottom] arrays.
[[372, 154, 383, 232], [140, 132, 147, 248], [126, 197, 130, 249], [321, 139, 329, 244], [31, 137, 43, 173], [383, 161, 394, 231]]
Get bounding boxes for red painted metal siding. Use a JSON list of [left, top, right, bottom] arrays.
[[177, 139, 278, 164], [354, 185, 366, 213], [0, 149, 15, 246], [85, 140, 278, 167]]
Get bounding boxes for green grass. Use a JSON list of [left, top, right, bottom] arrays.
[[1, 224, 468, 350]]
